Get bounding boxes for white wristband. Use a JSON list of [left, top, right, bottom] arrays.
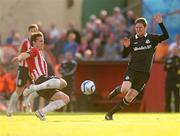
[[17, 56, 22, 61]]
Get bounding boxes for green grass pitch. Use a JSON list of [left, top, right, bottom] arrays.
[[0, 112, 180, 136]]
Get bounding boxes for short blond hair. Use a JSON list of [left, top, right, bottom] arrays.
[[28, 24, 39, 31], [30, 31, 43, 46]]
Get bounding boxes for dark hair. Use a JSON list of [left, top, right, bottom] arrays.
[[135, 17, 147, 27], [28, 24, 39, 31], [30, 32, 43, 46]]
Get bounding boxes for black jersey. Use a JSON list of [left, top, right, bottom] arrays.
[[60, 60, 77, 79], [123, 23, 169, 72]]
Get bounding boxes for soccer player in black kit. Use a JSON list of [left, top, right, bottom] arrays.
[[105, 13, 169, 120]]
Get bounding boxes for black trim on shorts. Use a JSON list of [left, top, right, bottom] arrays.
[[124, 68, 150, 92], [35, 75, 59, 101], [16, 66, 31, 87]]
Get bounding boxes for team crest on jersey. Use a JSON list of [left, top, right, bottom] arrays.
[[145, 39, 150, 44], [125, 76, 130, 80]]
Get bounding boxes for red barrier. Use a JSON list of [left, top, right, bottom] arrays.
[[75, 61, 166, 112], [75, 61, 127, 97], [143, 63, 166, 112]]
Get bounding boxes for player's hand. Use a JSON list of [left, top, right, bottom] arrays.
[[122, 37, 130, 47], [11, 57, 18, 63], [155, 13, 163, 23]]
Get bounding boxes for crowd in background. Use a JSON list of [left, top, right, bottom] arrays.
[[0, 6, 179, 112]]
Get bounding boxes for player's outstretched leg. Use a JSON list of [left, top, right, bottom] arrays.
[[23, 78, 67, 96], [108, 85, 121, 100], [105, 89, 138, 120], [34, 91, 69, 121]]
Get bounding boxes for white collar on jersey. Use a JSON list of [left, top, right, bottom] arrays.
[[135, 33, 148, 39]]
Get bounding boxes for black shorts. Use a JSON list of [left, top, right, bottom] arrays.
[[123, 68, 150, 92], [35, 75, 59, 101], [16, 66, 32, 87]]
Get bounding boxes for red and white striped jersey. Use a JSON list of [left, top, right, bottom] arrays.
[[19, 39, 31, 67], [26, 47, 48, 81]]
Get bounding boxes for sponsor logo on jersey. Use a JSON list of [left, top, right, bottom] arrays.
[[133, 45, 152, 51]]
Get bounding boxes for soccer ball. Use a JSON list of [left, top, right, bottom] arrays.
[[81, 80, 95, 95]]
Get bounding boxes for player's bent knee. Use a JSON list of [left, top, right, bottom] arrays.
[[64, 95, 70, 104], [121, 81, 131, 94], [51, 91, 70, 104], [121, 88, 128, 94], [60, 79, 67, 89]]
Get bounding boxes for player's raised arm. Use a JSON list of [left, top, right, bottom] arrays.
[[155, 13, 169, 42]]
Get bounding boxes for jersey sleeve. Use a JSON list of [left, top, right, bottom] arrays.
[[20, 40, 28, 53], [122, 37, 133, 58], [152, 23, 169, 45], [29, 48, 39, 57]]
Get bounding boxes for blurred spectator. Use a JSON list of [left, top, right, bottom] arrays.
[[116, 39, 129, 60], [91, 38, 103, 60], [49, 23, 60, 44], [163, 34, 180, 112], [84, 30, 94, 50], [77, 36, 88, 56], [67, 22, 81, 44], [0, 66, 6, 98], [12, 33, 22, 47], [93, 19, 102, 38], [99, 9, 108, 24], [114, 24, 130, 43], [103, 35, 119, 60], [125, 10, 136, 28], [5, 29, 16, 45], [0, 46, 17, 65], [169, 34, 180, 57], [52, 30, 67, 62], [54, 54, 65, 77], [83, 49, 93, 61], [87, 14, 97, 31], [60, 52, 77, 112], [0, 65, 16, 100], [164, 46, 180, 112], [109, 6, 126, 32], [99, 24, 111, 45], [64, 33, 78, 59]]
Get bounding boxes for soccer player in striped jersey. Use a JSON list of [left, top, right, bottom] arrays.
[[6, 24, 39, 116], [13, 32, 70, 120]]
